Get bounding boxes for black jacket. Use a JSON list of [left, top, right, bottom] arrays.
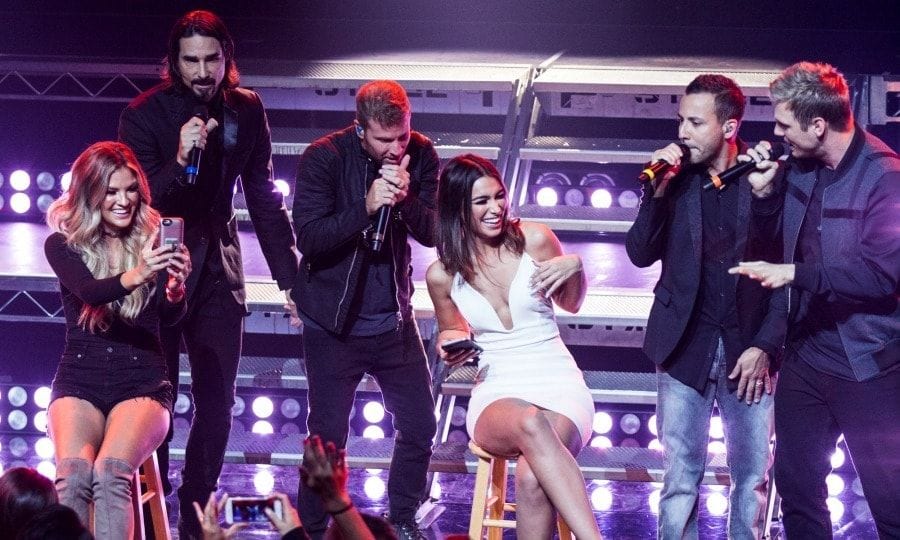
[[291, 126, 439, 334], [118, 83, 298, 304]]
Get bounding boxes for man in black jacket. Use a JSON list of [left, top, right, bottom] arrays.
[[291, 80, 437, 540], [625, 75, 784, 539], [118, 10, 298, 539]]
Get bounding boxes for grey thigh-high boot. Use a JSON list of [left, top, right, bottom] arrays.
[[92, 457, 136, 540], [55, 457, 94, 527]]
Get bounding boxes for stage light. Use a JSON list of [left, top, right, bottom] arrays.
[[252, 396, 274, 418], [174, 393, 191, 414], [709, 416, 724, 439], [254, 469, 275, 494], [648, 438, 663, 451], [851, 500, 871, 521], [450, 405, 466, 427], [231, 396, 246, 416], [0, 194, 4, 211], [252, 420, 274, 434], [592, 412, 613, 434], [563, 188, 585, 206], [619, 413, 641, 435], [33, 386, 51, 409], [706, 492, 729, 516], [590, 486, 613, 511], [363, 425, 385, 440], [535, 187, 558, 207], [36, 172, 56, 191], [10, 193, 31, 214], [590, 436, 612, 448], [826, 474, 845, 496], [10, 170, 30, 191], [273, 179, 290, 197], [9, 437, 28, 457], [35, 436, 54, 459], [37, 461, 56, 480], [618, 190, 640, 208], [8, 386, 27, 407], [648, 489, 661, 514], [827, 498, 844, 522], [851, 477, 865, 497], [60, 171, 72, 191], [364, 476, 386, 500], [708, 441, 726, 454], [280, 423, 301, 435], [830, 448, 845, 469], [36, 194, 55, 213], [0, 172, 4, 187], [363, 401, 385, 423], [280, 398, 302, 419], [590, 189, 613, 209], [33, 411, 48, 432], [648, 414, 658, 436]]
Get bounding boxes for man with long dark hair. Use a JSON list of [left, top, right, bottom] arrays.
[[118, 10, 298, 538], [291, 80, 438, 540]]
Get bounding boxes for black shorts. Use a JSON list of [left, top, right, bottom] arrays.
[[51, 342, 173, 416]]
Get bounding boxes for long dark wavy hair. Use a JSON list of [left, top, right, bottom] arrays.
[[436, 154, 524, 283], [162, 10, 240, 91]]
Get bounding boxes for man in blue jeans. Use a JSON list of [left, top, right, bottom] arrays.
[[626, 74, 785, 538], [291, 80, 438, 540], [733, 61, 900, 539]]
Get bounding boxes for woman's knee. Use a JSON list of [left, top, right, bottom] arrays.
[[92, 457, 135, 494], [517, 407, 553, 442]]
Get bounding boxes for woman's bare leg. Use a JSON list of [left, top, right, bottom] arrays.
[[474, 398, 601, 539]]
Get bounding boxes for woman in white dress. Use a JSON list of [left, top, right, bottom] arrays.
[[426, 154, 602, 539]]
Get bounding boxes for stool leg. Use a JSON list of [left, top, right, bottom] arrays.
[[469, 456, 491, 539], [141, 452, 172, 540], [557, 514, 573, 539], [131, 471, 146, 540], [487, 457, 507, 540]]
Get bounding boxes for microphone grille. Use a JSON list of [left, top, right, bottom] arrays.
[[768, 142, 786, 159]]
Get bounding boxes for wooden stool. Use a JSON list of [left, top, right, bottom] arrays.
[[131, 451, 171, 540], [468, 440, 573, 539]]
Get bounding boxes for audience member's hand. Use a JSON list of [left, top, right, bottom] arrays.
[[301, 435, 353, 513], [264, 492, 302, 536], [193, 493, 246, 540]]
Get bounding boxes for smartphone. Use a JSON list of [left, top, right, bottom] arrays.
[[441, 338, 483, 354], [159, 217, 184, 249], [224, 496, 283, 524]]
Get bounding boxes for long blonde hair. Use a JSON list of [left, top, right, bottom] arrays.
[[46, 141, 160, 333]]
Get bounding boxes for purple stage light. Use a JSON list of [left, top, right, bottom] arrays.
[[10, 193, 31, 214], [10, 170, 30, 191], [274, 179, 290, 197], [590, 188, 613, 208], [535, 186, 558, 207]]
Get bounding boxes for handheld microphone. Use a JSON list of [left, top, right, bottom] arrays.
[[703, 142, 786, 190], [638, 143, 691, 183], [185, 105, 209, 185], [371, 205, 390, 252]]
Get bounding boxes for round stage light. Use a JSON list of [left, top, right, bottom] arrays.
[[364, 476, 386, 500], [648, 414, 658, 436], [174, 393, 192, 414], [826, 473, 845, 496], [0, 172, 4, 187], [592, 412, 613, 434], [0, 194, 5, 211], [280, 423, 301, 435], [254, 469, 275, 494], [827, 498, 844, 522], [619, 413, 641, 435], [10, 193, 31, 214], [35, 436, 55, 459], [273, 179, 290, 197], [37, 194, 55, 213], [590, 436, 612, 448], [33, 411, 48, 432], [9, 437, 29, 457], [830, 448, 845, 469], [708, 441, 726, 454], [590, 486, 613, 511], [451, 405, 466, 427], [60, 171, 72, 192], [8, 386, 28, 407], [37, 461, 56, 480], [618, 189, 640, 208], [281, 398, 302, 419], [535, 187, 558, 207], [706, 492, 729, 516], [648, 438, 663, 451], [251, 420, 274, 434], [563, 188, 585, 206], [363, 425, 385, 440], [363, 401, 385, 423], [590, 189, 613, 209], [36, 172, 56, 191], [10, 170, 31, 191], [33, 386, 52, 409], [231, 396, 245, 417], [709, 416, 724, 439], [252, 396, 275, 418]]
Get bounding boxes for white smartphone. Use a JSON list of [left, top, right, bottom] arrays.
[[224, 496, 283, 524]]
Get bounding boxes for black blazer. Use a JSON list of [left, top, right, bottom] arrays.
[[119, 83, 298, 304], [625, 168, 785, 375]]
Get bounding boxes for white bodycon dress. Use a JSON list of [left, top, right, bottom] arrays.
[[450, 251, 594, 445]]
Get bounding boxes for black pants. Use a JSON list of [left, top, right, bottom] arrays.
[[299, 320, 436, 532], [774, 356, 900, 539], [159, 268, 244, 535]]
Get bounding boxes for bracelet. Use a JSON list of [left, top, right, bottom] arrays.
[[326, 501, 354, 516]]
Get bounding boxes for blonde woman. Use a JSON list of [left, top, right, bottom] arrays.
[[44, 141, 191, 539]]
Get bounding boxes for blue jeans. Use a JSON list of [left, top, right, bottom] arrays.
[[657, 339, 774, 539]]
